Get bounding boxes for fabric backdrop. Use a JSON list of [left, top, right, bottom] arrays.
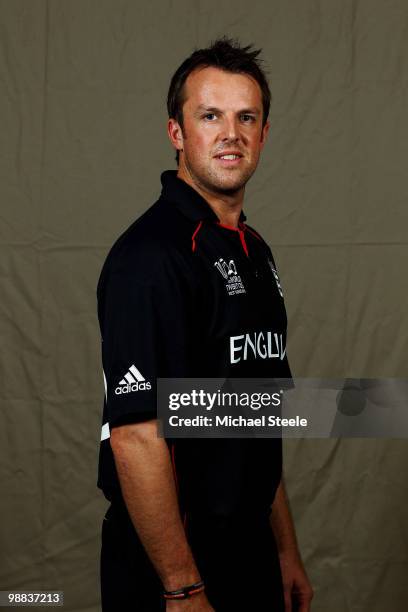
[[0, 1, 407, 610]]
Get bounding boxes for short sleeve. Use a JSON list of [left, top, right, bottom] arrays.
[[98, 253, 194, 428]]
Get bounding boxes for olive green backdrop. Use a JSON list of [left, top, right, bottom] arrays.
[[1, 1, 407, 610]]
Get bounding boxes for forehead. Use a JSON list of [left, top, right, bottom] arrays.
[[182, 66, 263, 111]]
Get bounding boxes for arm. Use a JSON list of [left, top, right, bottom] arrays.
[[270, 477, 314, 612], [270, 477, 300, 556], [110, 419, 214, 610]]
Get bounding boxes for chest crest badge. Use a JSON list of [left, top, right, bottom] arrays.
[[214, 258, 246, 296]]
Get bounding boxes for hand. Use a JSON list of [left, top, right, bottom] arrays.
[[279, 550, 313, 612], [166, 590, 215, 611]]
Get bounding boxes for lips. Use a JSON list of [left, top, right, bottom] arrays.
[[214, 151, 243, 160], [214, 151, 244, 168]]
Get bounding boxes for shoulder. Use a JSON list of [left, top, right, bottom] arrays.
[[243, 221, 282, 270], [243, 222, 272, 252], [97, 198, 194, 293]]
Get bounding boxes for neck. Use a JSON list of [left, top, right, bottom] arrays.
[[177, 164, 244, 229]]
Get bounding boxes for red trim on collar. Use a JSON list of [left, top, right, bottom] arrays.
[[217, 221, 240, 231], [191, 220, 203, 252], [216, 220, 249, 257]]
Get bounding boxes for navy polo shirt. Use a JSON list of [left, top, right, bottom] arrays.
[[97, 170, 292, 516]]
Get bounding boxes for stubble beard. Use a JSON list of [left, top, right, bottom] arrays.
[[184, 153, 258, 196]]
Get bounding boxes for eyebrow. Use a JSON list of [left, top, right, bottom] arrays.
[[195, 105, 260, 116]]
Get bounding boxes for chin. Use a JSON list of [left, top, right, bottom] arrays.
[[188, 160, 255, 194], [214, 169, 254, 192], [219, 178, 247, 192], [201, 175, 242, 194]]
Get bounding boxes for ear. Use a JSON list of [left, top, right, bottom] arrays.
[[167, 118, 184, 153], [259, 120, 270, 150]]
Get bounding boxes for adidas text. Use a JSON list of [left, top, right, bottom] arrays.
[[115, 381, 152, 394]]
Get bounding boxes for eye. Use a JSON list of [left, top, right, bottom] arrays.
[[204, 113, 217, 121], [241, 114, 255, 123]]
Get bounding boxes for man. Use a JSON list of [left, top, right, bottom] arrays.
[[97, 38, 313, 611]]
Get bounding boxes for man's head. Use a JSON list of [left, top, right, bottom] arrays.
[[167, 37, 271, 195]]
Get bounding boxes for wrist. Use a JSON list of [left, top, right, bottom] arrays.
[[163, 579, 205, 601], [272, 529, 300, 558], [162, 569, 202, 592], [278, 546, 303, 566]]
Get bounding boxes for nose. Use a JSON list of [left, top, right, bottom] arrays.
[[221, 114, 240, 142]]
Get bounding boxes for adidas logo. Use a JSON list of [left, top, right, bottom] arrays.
[[114, 364, 151, 395]]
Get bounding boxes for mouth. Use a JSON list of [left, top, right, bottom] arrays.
[[214, 152, 244, 167]]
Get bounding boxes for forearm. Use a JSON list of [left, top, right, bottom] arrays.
[[111, 420, 200, 590], [270, 477, 314, 609], [270, 477, 300, 557]]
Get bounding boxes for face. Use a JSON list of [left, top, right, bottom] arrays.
[[168, 66, 270, 194]]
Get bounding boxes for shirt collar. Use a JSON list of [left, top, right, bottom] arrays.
[[160, 170, 247, 223]]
